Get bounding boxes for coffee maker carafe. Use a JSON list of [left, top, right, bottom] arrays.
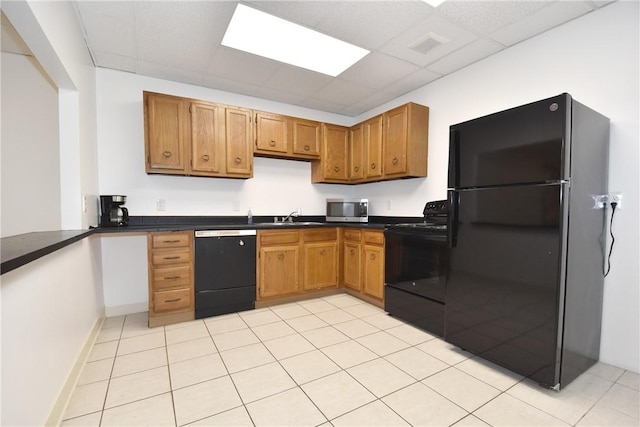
[[99, 195, 129, 227]]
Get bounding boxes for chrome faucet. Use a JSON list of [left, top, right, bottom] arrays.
[[282, 209, 299, 223]]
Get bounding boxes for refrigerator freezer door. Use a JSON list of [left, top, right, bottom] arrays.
[[449, 94, 569, 189], [445, 183, 564, 387]]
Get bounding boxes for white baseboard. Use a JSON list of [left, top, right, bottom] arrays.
[[105, 302, 148, 317], [46, 315, 104, 426]]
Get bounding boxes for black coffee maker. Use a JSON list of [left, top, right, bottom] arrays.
[[99, 195, 129, 227]]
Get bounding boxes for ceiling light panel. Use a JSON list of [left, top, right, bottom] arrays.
[[221, 4, 369, 77]]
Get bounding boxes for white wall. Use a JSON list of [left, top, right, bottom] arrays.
[[357, 1, 639, 372], [97, 2, 638, 372], [0, 237, 104, 426], [1, 52, 60, 237]]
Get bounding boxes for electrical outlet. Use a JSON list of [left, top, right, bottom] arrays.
[[156, 199, 166, 211], [609, 192, 623, 209], [591, 194, 607, 209]]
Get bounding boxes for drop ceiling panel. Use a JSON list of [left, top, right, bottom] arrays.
[[244, 0, 331, 29], [315, 1, 435, 50], [437, 0, 552, 35], [76, 1, 136, 57], [94, 52, 137, 74], [490, 1, 596, 46], [427, 37, 503, 75], [137, 61, 205, 88], [382, 67, 441, 96], [379, 13, 479, 67], [310, 78, 377, 106], [338, 52, 421, 90], [263, 65, 334, 98], [206, 47, 281, 86]]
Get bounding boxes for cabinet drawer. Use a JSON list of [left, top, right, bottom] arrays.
[[152, 233, 190, 249], [259, 230, 300, 245], [363, 231, 384, 245], [152, 248, 191, 265], [343, 229, 362, 242], [153, 288, 192, 313], [303, 228, 338, 242], [152, 265, 191, 290]]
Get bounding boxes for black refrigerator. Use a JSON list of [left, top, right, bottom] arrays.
[[445, 93, 609, 389]]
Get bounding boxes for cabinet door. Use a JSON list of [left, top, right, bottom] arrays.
[[145, 93, 187, 172], [363, 244, 384, 299], [343, 241, 362, 291], [322, 124, 349, 180], [190, 102, 220, 174], [258, 245, 300, 298], [364, 115, 383, 179], [303, 241, 338, 290], [225, 107, 253, 176], [349, 124, 364, 180], [291, 118, 321, 157], [383, 104, 409, 176], [255, 112, 287, 154]]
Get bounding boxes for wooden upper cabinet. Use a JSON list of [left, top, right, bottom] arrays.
[[349, 123, 364, 180], [254, 111, 288, 154], [144, 91, 252, 179], [225, 107, 253, 176], [291, 118, 321, 158], [312, 124, 349, 182], [383, 102, 429, 178], [364, 115, 383, 180], [190, 102, 220, 174], [145, 93, 187, 173]]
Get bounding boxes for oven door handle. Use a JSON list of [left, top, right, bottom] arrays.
[[448, 190, 458, 248]]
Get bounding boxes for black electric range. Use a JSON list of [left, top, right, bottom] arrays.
[[384, 200, 448, 337]]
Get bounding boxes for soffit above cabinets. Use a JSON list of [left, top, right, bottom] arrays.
[[72, 0, 614, 117]]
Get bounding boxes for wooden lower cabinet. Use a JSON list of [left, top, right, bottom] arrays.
[[147, 231, 195, 327], [257, 228, 339, 301], [341, 228, 385, 301]]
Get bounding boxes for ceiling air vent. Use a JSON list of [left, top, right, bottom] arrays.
[[408, 32, 448, 54]]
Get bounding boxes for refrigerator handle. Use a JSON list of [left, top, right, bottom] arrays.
[[448, 128, 460, 188], [448, 190, 458, 248]]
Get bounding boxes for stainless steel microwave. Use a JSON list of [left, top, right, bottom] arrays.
[[326, 198, 369, 223]]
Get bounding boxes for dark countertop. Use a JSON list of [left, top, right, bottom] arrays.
[[1, 215, 415, 275]]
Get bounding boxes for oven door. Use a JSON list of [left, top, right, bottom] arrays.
[[384, 229, 448, 336]]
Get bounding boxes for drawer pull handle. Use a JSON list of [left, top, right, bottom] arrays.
[[234, 157, 242, 164], [304, 144, 310, 151], [202, 154, 210, 161], [164, 256, 180, 260], [163, 240, 181, 243], [371, 163, 376, 170], [162, 151, 172, 158], [164, 275, 180, 280], [392, 157, 398, 165], [164, 298, 181, 303], [269, 140, 276, 147]]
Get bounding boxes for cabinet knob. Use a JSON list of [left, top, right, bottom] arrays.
[[320, 249, 326, 256], [371, 163, 376, 170], [350, 249, 355, 255], [370, 253, 376, 260], [304, 144, 310, 151], [269, 140, 276, 147], [334, 166, 340, 173], [234, 157, 242, 164], [354, 166, 359, 172], [162, 151, 172, 158], [202, 154, 210, 161], [277, 253, 285, 261], [392, 157, 398, 165]]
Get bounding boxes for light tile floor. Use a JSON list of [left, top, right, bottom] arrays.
[[62, 294, 640, 426]]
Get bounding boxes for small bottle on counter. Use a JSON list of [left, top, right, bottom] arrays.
[[247, 209, 253, 224]]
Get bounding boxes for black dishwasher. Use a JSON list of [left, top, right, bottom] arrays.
[[194, 229, 256, 319]]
